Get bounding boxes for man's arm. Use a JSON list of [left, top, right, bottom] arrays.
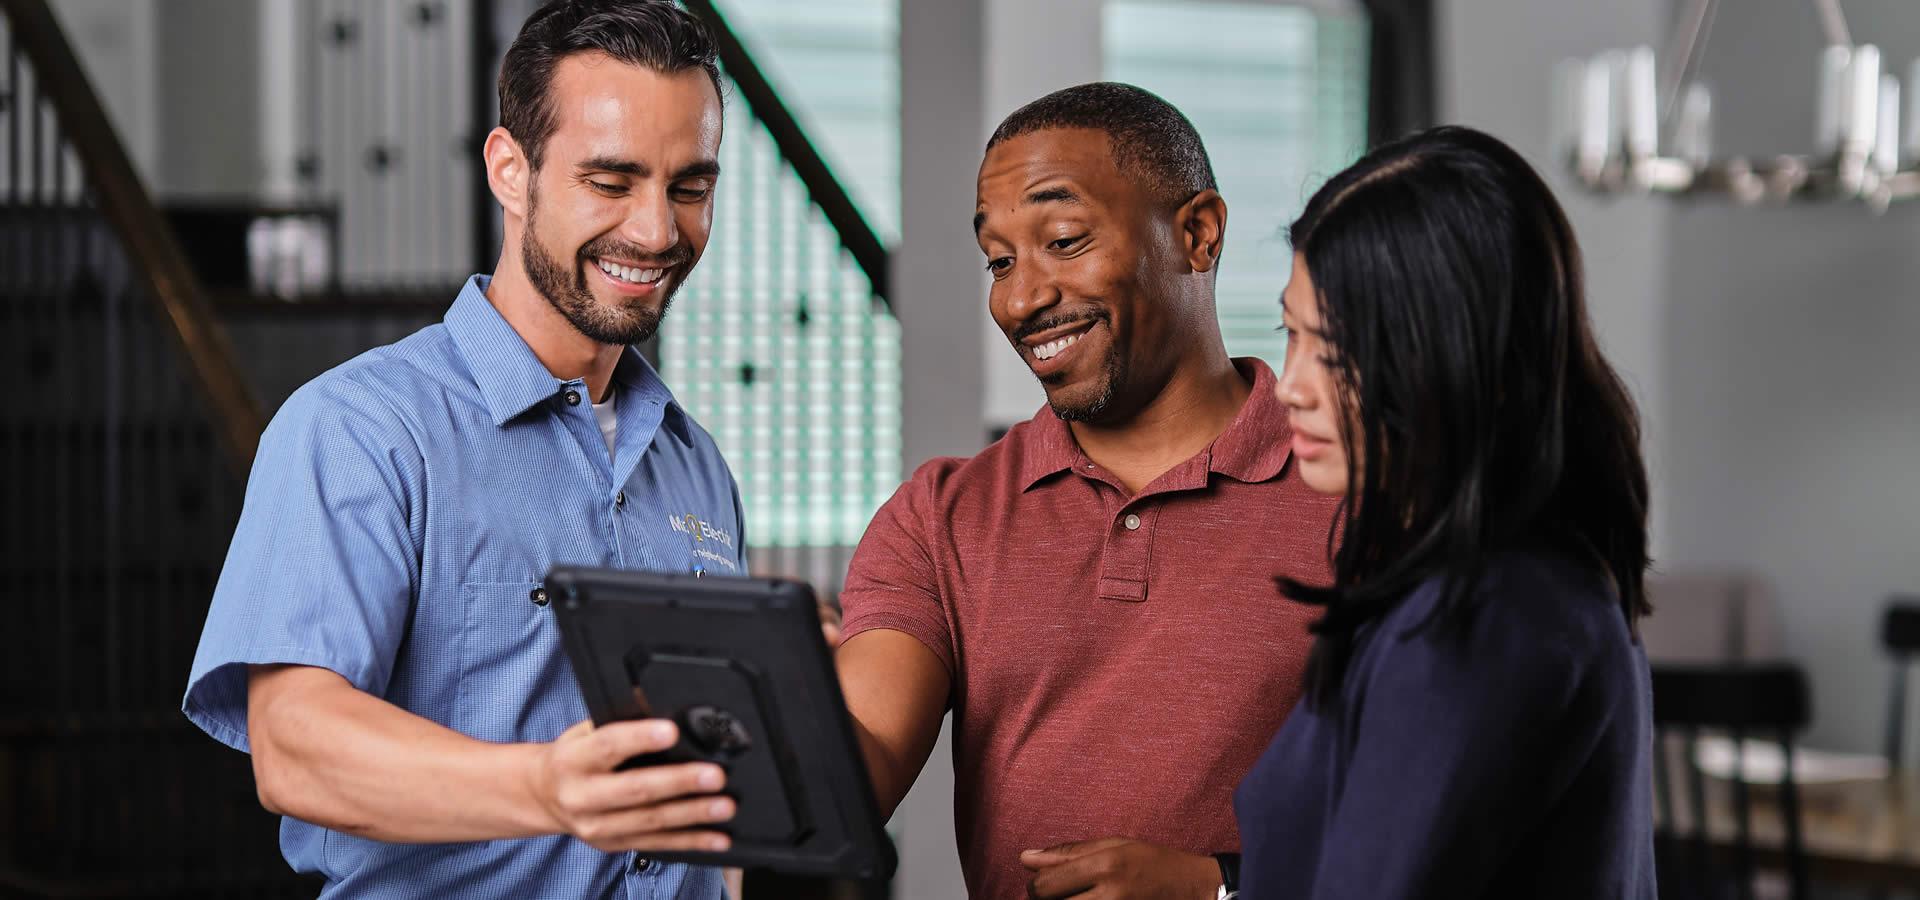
[[833, 630, 949, 819], [248, 664, 734, 851]]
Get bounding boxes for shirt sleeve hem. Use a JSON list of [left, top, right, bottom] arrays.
[[182, 646, 387, 755], [841, 610, 956, 678]]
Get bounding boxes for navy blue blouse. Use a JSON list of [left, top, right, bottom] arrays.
[[1233, 551, 1657, 899]]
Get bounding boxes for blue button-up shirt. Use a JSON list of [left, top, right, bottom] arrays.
[[185, 275, 743, 899]]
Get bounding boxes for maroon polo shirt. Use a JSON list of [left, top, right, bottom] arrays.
[[841, 358, 1339, 898]]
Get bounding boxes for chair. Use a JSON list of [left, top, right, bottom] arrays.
[[1652, 664, 1812, 900], [1883, 598, 1920, 770], [1642, 571, 1784, 664]]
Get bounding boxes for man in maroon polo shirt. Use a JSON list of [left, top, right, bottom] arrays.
[[835, 82, 1339, 899]]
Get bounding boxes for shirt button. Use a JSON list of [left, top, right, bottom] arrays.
[[632, 856, 653, 874], [564, 389, 581, 406], [529, 586, 549, 607], [1123, 514, 1141, 531], [615, 491, 626, 507]]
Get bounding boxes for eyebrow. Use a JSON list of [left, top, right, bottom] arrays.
[[972, 184, 1088, 234], [1027, 186, 1084, 206], [576, 156, 722, 180]]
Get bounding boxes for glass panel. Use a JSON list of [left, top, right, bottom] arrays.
[[709, 0, 899, 242], [662, 79, 902, 549], [1105, 1, 1369, 364]]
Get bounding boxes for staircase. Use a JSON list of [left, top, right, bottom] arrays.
[[0, 0, 313, 894]]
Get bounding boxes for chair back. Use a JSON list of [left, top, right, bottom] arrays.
[[1651, 664, 1812, 900], [1884, 598, 1920, 767]]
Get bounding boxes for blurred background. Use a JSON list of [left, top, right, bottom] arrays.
[[0, 0, 1916, 896]]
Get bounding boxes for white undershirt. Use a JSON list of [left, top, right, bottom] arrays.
[[591, 387, 618, 459]]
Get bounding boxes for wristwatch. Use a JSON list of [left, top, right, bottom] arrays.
[[1214, 852, 1240, 900]]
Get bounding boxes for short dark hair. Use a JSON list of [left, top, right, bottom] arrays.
[[987, 82, 1217, 206], [1281, 126, 1651, 709], [499, 0, 723, 170]]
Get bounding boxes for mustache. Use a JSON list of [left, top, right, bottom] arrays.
[[578, 236, 692, 270], [1011, 310, 1109, 345]]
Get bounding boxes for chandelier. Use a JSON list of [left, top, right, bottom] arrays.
[[1555, 0, 1920, 210]]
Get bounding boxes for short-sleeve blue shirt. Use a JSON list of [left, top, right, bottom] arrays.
[[184, 275, 744, 899]]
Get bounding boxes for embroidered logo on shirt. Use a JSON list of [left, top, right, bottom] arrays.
[[668, 512, 735, 550]]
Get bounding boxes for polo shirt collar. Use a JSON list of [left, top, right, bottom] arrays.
[[1016, 357, 1294, 491], [444, 274, 679, 429], [1209, 357, 1294, 484]]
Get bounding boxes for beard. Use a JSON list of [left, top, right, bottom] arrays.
[[1046, 348, 1126, 422], [521, 187, 692, 346], [1013, 310, 1127, 422]]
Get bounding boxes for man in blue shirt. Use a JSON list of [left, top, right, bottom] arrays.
[[184, 2, 745, 896]]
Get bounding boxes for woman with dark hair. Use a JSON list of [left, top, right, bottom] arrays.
[[1233, 126, 1656, 898]]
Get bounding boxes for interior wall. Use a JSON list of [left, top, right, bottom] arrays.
[[48, 0, 159, 184], [1442, 0, 1920, 753], [1437, 0, 1673, 553], [1659, 1, 1920, 753], [153, 0, 264, 198]]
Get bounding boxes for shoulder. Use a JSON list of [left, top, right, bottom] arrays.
[[1375, 550, 1640, 688], [897, 415, 1055, 502], [258, 329, 450, 471]]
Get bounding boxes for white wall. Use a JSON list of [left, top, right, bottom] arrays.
[[52, 0, 263, 198], [1439, 0, 1672, 552], [153, 0, 264, 198], [893, 3, 988, 895], [49, 0, 159, 184], [1658, 2, 1920, 753], [1441, 0, 1920, 753]]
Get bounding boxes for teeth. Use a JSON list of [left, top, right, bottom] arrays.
[[1032, 332, 1082, 361], [596, 259, 666, 285]]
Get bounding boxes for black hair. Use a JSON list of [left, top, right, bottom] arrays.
[[987, 81, 1217, 206], [1282, 125, 1652, 708], [499, 0, 723, 170]]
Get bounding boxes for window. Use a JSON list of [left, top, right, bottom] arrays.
[[706, 0, 899, 242], [660, 0, 902, 549], [1105, 1, 1369, 364]]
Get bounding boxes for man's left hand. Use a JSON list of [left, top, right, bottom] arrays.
[[1020, 838, 1220, 900], [818, 600, 843, 647]]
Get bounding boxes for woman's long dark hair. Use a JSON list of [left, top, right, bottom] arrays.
[[1283, 125, 1651, 709]]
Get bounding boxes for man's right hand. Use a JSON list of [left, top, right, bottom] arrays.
[[527, 718, 736, 853]]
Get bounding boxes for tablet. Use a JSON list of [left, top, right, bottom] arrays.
[[547, 566, 896, 880]]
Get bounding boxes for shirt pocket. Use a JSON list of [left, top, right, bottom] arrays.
[[454, 580, 583, 744]]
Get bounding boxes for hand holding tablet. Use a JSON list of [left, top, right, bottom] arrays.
[[549, 567, 896, 880]]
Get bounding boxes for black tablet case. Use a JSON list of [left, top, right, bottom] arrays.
[[548, 566, 896, 880]]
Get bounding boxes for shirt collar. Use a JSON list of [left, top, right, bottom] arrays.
[[1016, 357, 1294, 491], [444, 274, 681, 428]]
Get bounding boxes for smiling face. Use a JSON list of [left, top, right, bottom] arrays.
[[974, 128, 1202, 423], [1276, 252, 1356, 495], [516, 52, 723, 345]]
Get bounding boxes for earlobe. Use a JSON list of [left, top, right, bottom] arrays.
[[483, 127, 529, 220], [1181, 189, 1228, 275]]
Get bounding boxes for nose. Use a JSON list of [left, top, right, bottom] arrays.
[[619, 187, 680, 255], [998, 262, 1062, 329], [1276, 342, 1313, 412]]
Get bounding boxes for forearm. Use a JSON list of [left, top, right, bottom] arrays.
[[832, 629, 949, 821], [249, 665, 556, 843], [850, 714, 915, 819]]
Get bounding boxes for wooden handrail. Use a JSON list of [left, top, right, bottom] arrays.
[[2, 0, 264, 472], [679, 0, 893, 308]]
